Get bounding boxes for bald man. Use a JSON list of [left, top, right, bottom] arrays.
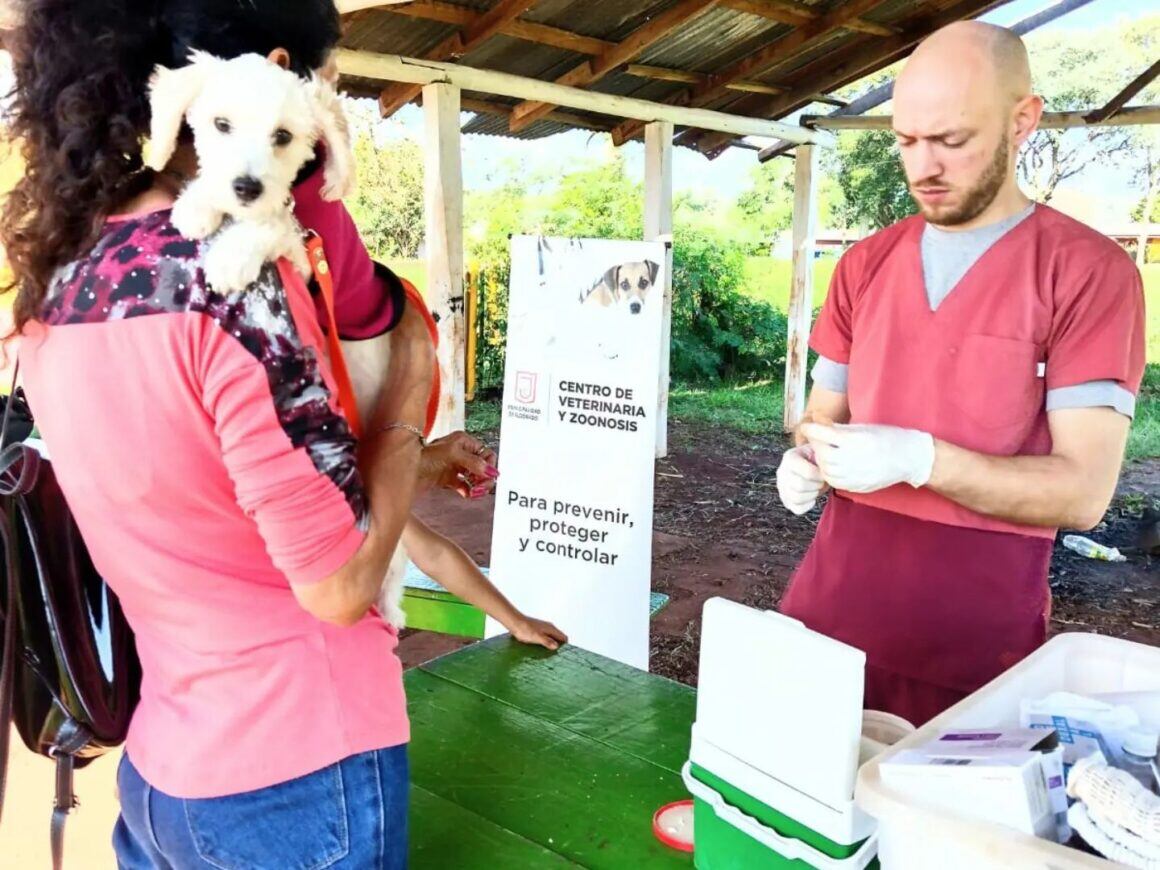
[[775, 22, 1145, 725]]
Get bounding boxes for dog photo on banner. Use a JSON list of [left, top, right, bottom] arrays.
[[488, 235, 667, 670]]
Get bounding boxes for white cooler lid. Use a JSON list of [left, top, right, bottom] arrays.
[[695, 598, 866, 812]]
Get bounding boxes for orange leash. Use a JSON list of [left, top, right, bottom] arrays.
[[400, 278, 442, 439], [306, 234, 440, 439]]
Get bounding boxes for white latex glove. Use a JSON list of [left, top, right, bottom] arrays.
[[799, 423, 935, 494], [776, 444, 827, 515]]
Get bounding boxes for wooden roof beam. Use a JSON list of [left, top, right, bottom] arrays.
[[622, 63, 788, 95], [508, 0, 721, 133], [1087, 58, 1160, 124], [622, 63, 858, 109], [813, 94, 848, 108], [504, 19, 613, 56], [377, 0, 541, 118], [338, 1, 415, 11], [363, 0, 895, 43], [610, 0, 892, 145], [799, 104, 1160, 130], [337, 48, 830, 143], [369, 1, 616, 56], [720, 0, 897, 36], [459, 96, 612, 132]]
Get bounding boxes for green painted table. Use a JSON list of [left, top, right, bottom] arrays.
[[406, 637, 697, 868], [402, 562, 672, 638]]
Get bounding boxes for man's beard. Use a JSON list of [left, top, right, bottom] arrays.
[[912, 133, 1010, 227]]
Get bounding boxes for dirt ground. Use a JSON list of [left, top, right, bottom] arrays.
[[399, 422, 1160, 682]]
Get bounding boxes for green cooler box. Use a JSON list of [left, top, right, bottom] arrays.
[[685, 599, 882, 869]]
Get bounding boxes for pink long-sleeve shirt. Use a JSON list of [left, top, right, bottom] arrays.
[[20, 202, 409, 799]]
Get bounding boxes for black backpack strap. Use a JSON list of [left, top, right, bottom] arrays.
[[46, 719, 88, 870], [52, 755, 76, 870], [0, 493, 16, 830], [0, 361, 63, 867], [0, 359, 23, 830], [0, 361, 87, 870]]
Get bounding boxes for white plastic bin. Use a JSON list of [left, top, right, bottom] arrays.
[[856, 632, 1160, 870]]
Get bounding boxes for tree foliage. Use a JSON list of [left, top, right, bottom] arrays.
[[459, 151, 788, 386], [1021, 16, 1159, 202], [671, 225, 787, 381], [831, 130, 916, 231], [345, 131, 425, 259]]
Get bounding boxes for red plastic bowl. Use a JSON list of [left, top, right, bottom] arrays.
[[652, 799, 695, 853]]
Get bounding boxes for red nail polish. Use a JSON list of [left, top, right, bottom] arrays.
[[485, 466, 500, 479]]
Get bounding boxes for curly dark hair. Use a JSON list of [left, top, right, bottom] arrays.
[[1, 0, 341, 331]]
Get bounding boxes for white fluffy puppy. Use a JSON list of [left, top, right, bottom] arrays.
[[149, 50, 414, 627], [146, 51, 354, 292]]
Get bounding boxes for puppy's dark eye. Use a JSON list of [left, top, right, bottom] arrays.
[[273, 129, 293, 147], [621, 280, 631, 291], [214, 118, 232, 134], [639, 277, 649, 289]]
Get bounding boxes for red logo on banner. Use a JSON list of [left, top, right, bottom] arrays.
[[515, 371, 539, 404]]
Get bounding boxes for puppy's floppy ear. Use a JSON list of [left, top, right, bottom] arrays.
[[146, 50, 216, 172], [646, 259, 659, 285], [309, 75, 356, 201], [602, 266, 620, 296]]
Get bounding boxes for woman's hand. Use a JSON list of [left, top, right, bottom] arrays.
[[418, 432, 499, 498], [508, 615, 568, 651]]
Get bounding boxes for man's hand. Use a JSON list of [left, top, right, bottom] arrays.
[[800, 423, 936, 494], [776, 444, 827, 515]]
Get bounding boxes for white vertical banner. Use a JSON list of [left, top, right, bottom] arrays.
[[487, 236, 667, 670]]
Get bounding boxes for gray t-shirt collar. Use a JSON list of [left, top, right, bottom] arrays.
[[921, 203, 1037, 311]]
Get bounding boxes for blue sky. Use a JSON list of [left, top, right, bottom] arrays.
[[378, 0, 1154, 211]]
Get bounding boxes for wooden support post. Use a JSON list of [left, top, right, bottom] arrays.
[[423, 82, 466, 436], [465, 260, 478, 402], [645, 121, 674, 458], [783, 144, 818, 433]]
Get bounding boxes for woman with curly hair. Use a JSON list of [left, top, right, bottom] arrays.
[[1, 2, 487, 865]]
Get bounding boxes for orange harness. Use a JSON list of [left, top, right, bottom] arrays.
[[306, 234, 440, 439]]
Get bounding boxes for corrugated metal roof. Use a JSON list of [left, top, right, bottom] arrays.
[[532, 0, 692, 43], [459, 33, 582, 80], [635, 6, 786, 73], [343, 14, 453, 59], [462, 112, 578, 138], [339, 0, 1003, 151]]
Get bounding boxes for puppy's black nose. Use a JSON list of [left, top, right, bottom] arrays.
[[630, 301, 642, 314], [232, 176, 264, 204]]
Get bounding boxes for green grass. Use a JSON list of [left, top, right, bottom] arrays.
[[669, 380, 784, 435], [383, 258, 427, 295], [1145, 264, 1160, 363], [742, 257, 837, 311], [467, 399, 501, 434], [1129, 364, 1160, 461], [465, 381, 786, 438]]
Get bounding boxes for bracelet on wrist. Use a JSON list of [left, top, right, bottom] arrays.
[[381, 422, 426, 447]]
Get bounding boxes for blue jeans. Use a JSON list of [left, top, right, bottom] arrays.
[[113, 746, 409, 869]]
